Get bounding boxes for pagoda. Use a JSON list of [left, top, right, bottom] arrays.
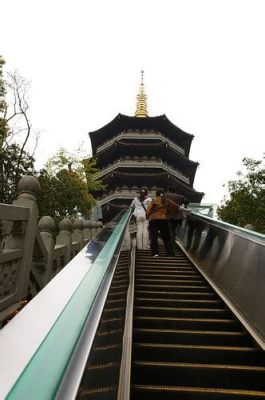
[[89, 72, 204, 221]]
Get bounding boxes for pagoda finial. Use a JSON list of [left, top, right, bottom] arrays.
[[135, 70, 148, 117]]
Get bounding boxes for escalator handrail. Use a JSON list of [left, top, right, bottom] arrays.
[[5, 208, 133, 400], [183, 208, 265, 243]]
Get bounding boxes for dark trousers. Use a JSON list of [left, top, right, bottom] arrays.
[[168, 218, 182, 254], [149, 219, 171, 256]]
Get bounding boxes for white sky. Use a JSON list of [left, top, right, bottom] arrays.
[[1, 0, 264, 205]]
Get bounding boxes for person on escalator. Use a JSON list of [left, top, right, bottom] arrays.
[[167, 187, 189, 254], [146, 189, 179, 257], [131, 188, 152, 250]]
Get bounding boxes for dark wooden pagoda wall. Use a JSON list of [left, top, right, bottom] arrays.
[[89, 115, 204, 221]]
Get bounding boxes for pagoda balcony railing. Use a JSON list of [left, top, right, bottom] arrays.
[[96, 189, 158, 206], [94, 159, 190, 184], [96, 130, 185, 155]]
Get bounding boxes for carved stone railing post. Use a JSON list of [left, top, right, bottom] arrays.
[[72, 219, 84, 250], [56, 218, 72, 264], [96, 221, 103, 233], [0, 221, 5, 254], [38, 216, 55, 283], [83, 220, 93, 242], [5, 176, 40, 299], [91, 221, 98, 239]]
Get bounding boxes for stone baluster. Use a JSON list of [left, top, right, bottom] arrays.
[[96, 221, 103, 234], [38, 216, 55, 283], [56, 218, 72, 264], [91, 221, 99, 238], [0, 222, 4, 254], [4, 175, 40, 299], [83, 220, 93, 241], [72, 218, 84, 250]]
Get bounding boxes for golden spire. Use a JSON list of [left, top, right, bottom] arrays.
[[135, 70, 148, 117]]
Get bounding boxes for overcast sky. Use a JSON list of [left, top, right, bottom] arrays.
[[1, 0, 264, 205]]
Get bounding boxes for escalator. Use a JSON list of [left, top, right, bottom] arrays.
[[78, 244, 265, 400], [77, 250, 130, 400], [131, 246, 265, 399]]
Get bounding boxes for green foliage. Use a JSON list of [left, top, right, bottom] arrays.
[[0, 55, 8, 149], [0, 143, 35, 203], [0, 56, 5, 113], [0, 58, 35, 203], [45, 147, 105, 192], [38, 168, 95, 221], [37, 147, 103, 220], [217, 156, 265, 233]]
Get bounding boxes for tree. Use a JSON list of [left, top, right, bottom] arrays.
[[37, 147, 104, 220], [0, 57, 36, 203], [217, 156, 265, 233], [38, 168, 94, 221], [0, 56, 8, 150], [45, 146, 105, 192], [0, 143, 35, 203]]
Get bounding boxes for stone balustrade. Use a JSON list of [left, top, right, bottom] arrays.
[[0, 176, 103, 326]]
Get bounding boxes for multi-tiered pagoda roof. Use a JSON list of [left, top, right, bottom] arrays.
[[89, 72, 204, 221]]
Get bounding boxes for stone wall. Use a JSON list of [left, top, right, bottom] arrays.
[[0, 176, 103, 326]]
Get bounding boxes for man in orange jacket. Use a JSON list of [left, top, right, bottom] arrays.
[[146, 190, 179, 257]]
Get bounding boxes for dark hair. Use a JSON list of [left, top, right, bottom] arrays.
[[139, 188, 148, 195], [167, 187, 176, 193], [156, 189, 165, 197]]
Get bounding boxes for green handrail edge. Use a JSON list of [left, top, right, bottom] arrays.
[[187, 210, 265, 241], [6, 208, 132, 400]]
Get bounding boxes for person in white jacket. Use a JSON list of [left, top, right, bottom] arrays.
[[131, 188, 152, 250]]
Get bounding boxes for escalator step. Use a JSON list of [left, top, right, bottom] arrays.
[[78, 385, 117, 400], [131, 247, 265, 399], [134, 305, 230, 318], [133, 327, 251, 346], [89, 343, 122, 365], [134, 297, 222, 309], [133, 342, 265, 366], [133, 315, 241, 331], [135, 289, 217, 300], [131, 385, 265, 399], [132, 360, 265, 390], [135, 283, 211, 292]]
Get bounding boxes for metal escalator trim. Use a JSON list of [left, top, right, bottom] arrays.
[[134, 306, 227, 312], [134, 316, 236, 323], [176, 240, 265, 350], [135, 290, 215, 296], [134, 328, 246, 336], [133, 360, 265, 371], [117, 239, 136, 400], [136, 260, 193, 264], [136, 272, 199, 276], [103, 307, 126, 313], [108, 290, 128, 296], [132, 384, 265, 397], [97, 329, 124, 337], [94, 343, 122, 351], [136, 278, 205, 283], [79, 385, 117, 396], [101, 317, 125, 323], [108, 278, 128, 283], [134, 342, 257, 351], [105, 299, 128, 305], [136, 284, 209, 289], [135, 298, 221, 304], [109, 284, 128, 289], [86, 362, 119, 370]]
